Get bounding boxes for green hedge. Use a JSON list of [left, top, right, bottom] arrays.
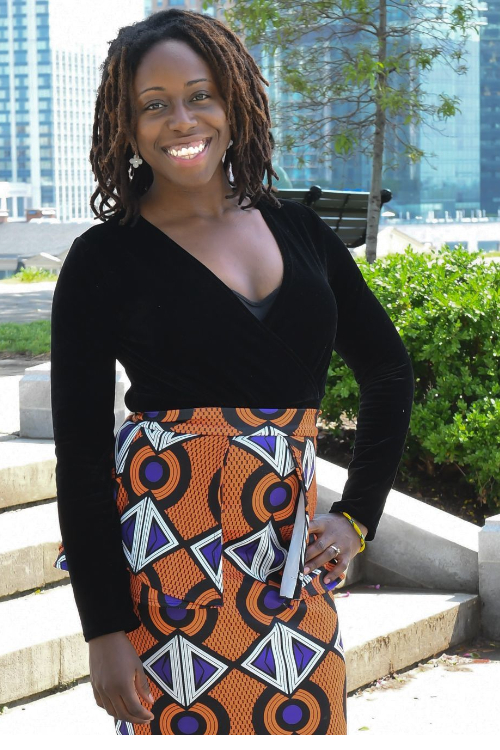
[[5, 266, 59, 282], [321, 245, 500, 512]]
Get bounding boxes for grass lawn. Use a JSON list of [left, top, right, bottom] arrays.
[[0, 321, 51, 356]]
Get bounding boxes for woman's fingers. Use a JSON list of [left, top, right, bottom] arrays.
[[305, 532, 340, 570], [117, 691, 154, 724], [305, 548, 345, 576], [92, 683, 154, 724], [97, 690, 122, 721], [92, 684, 104, 709], [304, 529, 331, 568]]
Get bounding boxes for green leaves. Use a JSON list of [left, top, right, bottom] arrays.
[[322, 246, 500, 512]]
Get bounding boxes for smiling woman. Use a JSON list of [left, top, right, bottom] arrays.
[[50, 6, 414, 738], [89, 9, 279, 226], [133, 41, 230, 185]]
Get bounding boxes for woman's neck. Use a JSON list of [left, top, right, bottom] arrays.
[[139, 174, 244, 222]]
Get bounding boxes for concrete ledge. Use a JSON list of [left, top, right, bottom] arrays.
[[0, 585, 88, 705], [0, 500, 67, 597], [0, 439, 56, 509], [479, 512, 500, 639], [19, 363, 52, 439], [0, 583, 480, 705], [15, 361, 131, 440], [337, 587, 481, 693], [316, 457, 479, 593]]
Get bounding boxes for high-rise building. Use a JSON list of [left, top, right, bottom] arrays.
[[52, 46, 101, 222], [147, 1, 226, 18], [149, 1, 204, 12], [0, 0, 53, 217], [0, 0, 144, 222], [480, 0, 500, 216], [384, 29, 482, 219], [259, 4, 488, 220]]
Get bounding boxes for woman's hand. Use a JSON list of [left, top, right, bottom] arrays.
[[304, 512, 367, 583], [89, 630, 155, 725]]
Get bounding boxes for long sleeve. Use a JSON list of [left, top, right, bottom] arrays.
[[51, 235, 140, 642], [314, 213, 415, 541]]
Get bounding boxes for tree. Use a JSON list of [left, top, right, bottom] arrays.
[[207, 0, 481, 262]]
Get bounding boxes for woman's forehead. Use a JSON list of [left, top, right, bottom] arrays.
[[134, 39, 213, 94]]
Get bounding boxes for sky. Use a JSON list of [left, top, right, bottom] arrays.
[[48, 0, 146, 57]]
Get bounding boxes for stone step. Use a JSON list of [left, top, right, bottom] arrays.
[[0, 581, 480, 709], [0, 437, 56, 510], [0, 498, 66, 598]]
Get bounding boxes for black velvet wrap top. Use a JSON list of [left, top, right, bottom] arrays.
[[50, 197, 415, 641]]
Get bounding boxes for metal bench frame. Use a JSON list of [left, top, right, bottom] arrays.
[[275, 186, 392, 249]]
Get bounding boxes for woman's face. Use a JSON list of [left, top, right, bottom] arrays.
[[133, 39, 232, 192]]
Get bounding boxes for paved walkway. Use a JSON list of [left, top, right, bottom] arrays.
[[347, 638, 500, 734], [0, 280, 56, 324], [0, 639, 497, 735]]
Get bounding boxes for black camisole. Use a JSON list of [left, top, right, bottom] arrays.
[[230, 285, 281, 321]]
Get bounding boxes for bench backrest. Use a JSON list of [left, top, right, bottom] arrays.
[[275, 186, 392, 248]]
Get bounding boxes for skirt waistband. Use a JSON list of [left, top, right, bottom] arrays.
[[125, 406, 320, 438]]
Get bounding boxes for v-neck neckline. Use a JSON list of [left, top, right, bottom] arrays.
[[137, 198, 291, 325], [231, 283, 281, 306]]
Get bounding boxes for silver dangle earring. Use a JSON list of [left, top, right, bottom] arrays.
[[129, 152, 143, 168], [222, 139, 234, 163]]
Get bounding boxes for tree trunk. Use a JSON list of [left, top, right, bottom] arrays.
[[365, 0, 387, 264]]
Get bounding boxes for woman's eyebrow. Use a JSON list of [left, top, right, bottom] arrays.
[[138, 79, 212, 96]]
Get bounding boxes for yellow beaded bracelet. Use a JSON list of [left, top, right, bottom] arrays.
[[341, 512, 366, 552]]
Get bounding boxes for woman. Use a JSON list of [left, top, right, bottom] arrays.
[[51, 8, 414, 736]]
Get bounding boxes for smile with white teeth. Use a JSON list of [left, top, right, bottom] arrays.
[[165, 139, 209, 159]]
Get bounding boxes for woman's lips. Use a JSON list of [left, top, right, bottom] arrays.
[[162, 138, 211, 164]]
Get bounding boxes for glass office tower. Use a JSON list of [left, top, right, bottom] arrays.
[[480, 0, 500, 216], [0, 0, 53, 217]]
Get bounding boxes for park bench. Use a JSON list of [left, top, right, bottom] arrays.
[[275, 186, 393, 249]]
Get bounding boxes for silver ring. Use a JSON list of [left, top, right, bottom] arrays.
[[329, 544, 341, 557]]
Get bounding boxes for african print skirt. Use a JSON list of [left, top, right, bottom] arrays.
[[56, 406, 347, 735]]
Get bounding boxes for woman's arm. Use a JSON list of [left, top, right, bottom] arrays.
[[312, 212, 415, 542], [51, 234, 140, 642]]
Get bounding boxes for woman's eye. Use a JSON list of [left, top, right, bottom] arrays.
[[144, 94, 209, 111]]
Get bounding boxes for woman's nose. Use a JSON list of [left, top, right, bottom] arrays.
[[166, 101, 198, 131]]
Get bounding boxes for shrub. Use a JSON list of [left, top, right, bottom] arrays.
[[321, 244, 500, 512], [8, 266, 58, 282]]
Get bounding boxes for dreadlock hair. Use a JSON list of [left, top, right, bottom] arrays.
[[90, 8, 280, 225]]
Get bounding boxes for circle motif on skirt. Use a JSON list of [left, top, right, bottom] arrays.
[[242, 467, 299, 526], [136, 597, 219, 641], [157, 695, 230, 735], [127, 443, 192, 505], [253, 684, 330, 735], [236, 579, 306, 633]]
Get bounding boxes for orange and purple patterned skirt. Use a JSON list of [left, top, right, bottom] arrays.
[[55, 406, 347, 735]]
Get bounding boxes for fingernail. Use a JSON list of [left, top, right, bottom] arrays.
[[148, 693, 154, 702], [304, 566, 310, 574], [324, 577, 330, 584]]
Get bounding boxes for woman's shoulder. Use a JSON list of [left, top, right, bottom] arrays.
[[260, 195, 325, 234], [76, 212, 133, 248]]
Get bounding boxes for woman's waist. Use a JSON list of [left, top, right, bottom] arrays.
[[123, 405, 321, 438]]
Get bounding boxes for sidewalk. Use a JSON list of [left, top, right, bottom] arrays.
[[0, 280, 55, 324], [347, 636, 500, 735], [0, 637, 497, 735]]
